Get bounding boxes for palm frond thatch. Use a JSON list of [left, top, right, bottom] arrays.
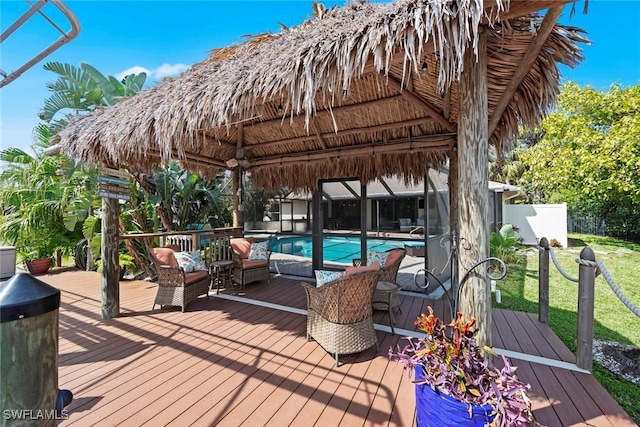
[[56, 0, 588, 191]]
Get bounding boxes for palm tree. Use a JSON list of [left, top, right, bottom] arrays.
[[0, 128, 81, 267], [39, 62, 146, 130]]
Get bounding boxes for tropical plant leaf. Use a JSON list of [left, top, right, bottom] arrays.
[[79, 62, 119, 106]]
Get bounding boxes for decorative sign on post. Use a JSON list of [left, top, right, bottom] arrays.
[[99, 166, 130, 180], [98, 167, 131, 201]]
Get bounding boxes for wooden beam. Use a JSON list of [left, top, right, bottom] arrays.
[[310, 119, 327, 150], [252, 134, 454, 169], [485, 0, 570, 21], [245, 94, 405, 134], [255, 116, 437, 150], [488, 6, 564, 136], [148, 148, 228, 169], [386, 75, 456, 132], [457, 29, 490, 347]]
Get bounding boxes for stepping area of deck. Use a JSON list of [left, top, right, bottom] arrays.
[[17, 270, 635, 426]]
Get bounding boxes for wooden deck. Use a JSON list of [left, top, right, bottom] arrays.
[[12, 270, 634, 426]]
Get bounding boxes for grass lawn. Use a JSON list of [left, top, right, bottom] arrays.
[[495, 233, 640, 424]]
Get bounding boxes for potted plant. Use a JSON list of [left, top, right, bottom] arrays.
[[389, 307, 536, 427], [18, 245, 54, 275]]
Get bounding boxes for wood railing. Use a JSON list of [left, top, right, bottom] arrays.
[[118, 227, 243, 261], [538, 237, 596, 372], [119, 227, 243, 253]]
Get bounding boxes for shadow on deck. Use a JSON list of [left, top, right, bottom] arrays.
[[7, 270, 633, 427]]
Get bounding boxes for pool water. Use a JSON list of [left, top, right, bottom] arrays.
[[269, 235, 404, 264]]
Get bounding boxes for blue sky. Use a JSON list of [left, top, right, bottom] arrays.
[[1, 0, 639, 155]]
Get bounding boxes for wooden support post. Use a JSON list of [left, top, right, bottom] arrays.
[[538, 237, 550, 324], [233, 123, 244, 230], [232, 168, 244, 229], [101, 197, 120, 319], [457, 29, 491, 347], [576, 246, 596, 372]]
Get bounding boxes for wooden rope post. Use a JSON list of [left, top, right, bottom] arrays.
[[538, 237, 550, 324], [576, 246, 596, 372]]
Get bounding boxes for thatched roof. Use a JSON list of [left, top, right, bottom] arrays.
[[57, 0, 588, 191]]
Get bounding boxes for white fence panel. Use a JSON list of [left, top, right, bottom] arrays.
[[503, 203, 568, 248]]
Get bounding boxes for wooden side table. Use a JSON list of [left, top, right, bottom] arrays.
[[209, 260, 234, 294], [373, 281, 402, 334]]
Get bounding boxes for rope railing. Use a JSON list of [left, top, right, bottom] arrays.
[[538, 236, 640, 371], [586, 259, 640, 318], [547, 246, 579, 282], [542, 241, 640, 317]]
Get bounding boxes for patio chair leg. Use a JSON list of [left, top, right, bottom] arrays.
[[389, 310, 395, 335], [335, 353, 339, 367]]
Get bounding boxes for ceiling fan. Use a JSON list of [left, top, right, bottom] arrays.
[[225, 147, 254, 169]]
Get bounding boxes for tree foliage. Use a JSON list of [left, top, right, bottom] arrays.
[[147, 162, 229, 229], [40, 62, 146, 131], [0, 132, 82, 265], [517, 82, 640, 238]]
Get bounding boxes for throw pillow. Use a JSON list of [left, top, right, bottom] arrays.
[[174, 251, 196, 273], [314, 270, 343, 287], [384, 249, 404, 267], [189, 251, 208, 271], [367, 250, 389, 268], [344, 261, 380, 276], [248, 241, 268, 260]]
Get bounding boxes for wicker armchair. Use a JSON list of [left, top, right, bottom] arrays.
[[230, 237, 271, 291], [353, 248, 406, 283], [302, 270, 381, 366], [353, 248, 406, 332], [150, 246, 210, 312]]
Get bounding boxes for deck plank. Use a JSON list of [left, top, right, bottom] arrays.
[[6, 270, 632, 427]]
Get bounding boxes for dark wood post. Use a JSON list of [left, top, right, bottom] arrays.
[[538, 237, 550, 324], [360, 182, 367, 264], [311, 186, 323, 271], [101, 197, 120, 319], [449, 146, 459, 295], [457, 29, 491, 347], [576, 246, 596, 372]]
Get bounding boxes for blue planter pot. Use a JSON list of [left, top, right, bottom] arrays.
[[415, 367, 495, 427]]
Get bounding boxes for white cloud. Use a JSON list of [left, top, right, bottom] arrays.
[[153, 63, 189, 79], [115, 66, 151, 81], [115, 63, 189, 83]]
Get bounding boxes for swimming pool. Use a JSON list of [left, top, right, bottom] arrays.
[[269, 235, 405, 264]]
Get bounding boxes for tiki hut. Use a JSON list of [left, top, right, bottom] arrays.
[[56, 0, 588, 341]]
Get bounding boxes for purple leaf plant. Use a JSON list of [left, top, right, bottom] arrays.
[[389, 307, 539, 427]]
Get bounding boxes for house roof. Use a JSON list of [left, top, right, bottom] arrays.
[[56, 0, 588, 192], [284, 171, 517, 200]]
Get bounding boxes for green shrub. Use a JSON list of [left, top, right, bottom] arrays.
[[490, 224, 522, 263]]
